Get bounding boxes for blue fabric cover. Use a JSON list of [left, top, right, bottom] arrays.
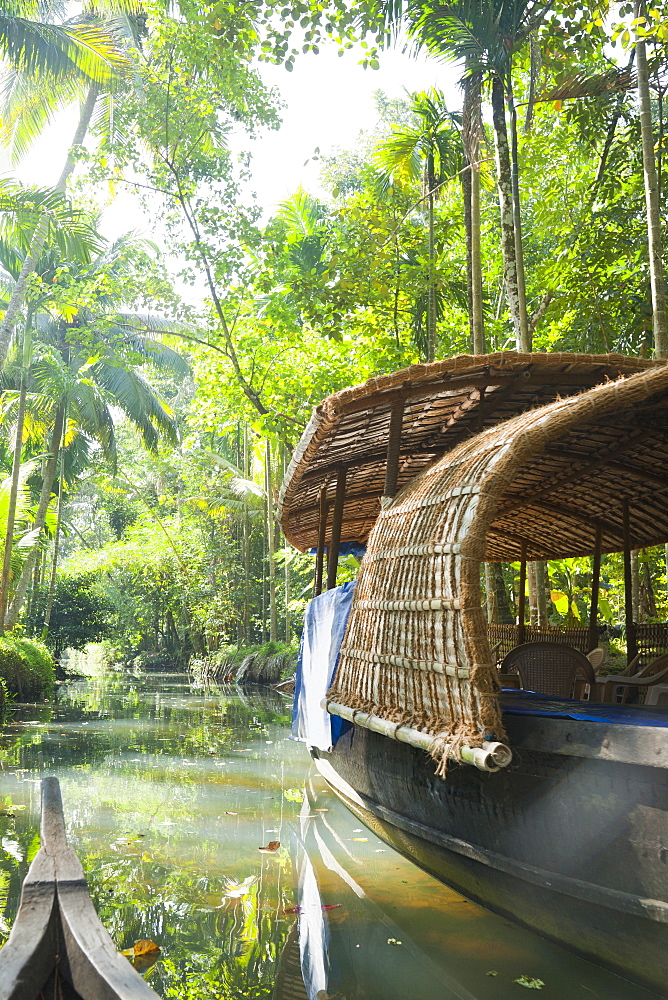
[[292, 582, 355, 749], [308, 542, 367, 559], [501, 689, 668, 728]]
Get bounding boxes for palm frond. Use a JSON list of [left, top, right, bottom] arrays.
[[275, 188, 328, 239], [0, 68, 83, 162], [90, 362, 178, 450], [532, 68, 636, 105], [0, 17, 129, 84]]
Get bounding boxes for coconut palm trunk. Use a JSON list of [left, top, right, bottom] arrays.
[[491, 77, 528, 352], [0, 84, 98, 368], [507, 81, 530, 351], [427, 152, 437, 362], [5, 399, 66, 629], [462, 69, 485, 354], [636, 0, 668, 358], [43, 407, 67, 634], [0, 333, 29, 630]]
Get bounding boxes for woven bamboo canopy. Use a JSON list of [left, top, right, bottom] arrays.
[[326, 362, 668, 772], [278, 351, 660, 553]]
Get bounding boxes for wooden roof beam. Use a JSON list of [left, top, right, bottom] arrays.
[[335, 364, 623, 417]]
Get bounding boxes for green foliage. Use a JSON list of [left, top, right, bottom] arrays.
[[0, 633, 54, 699], [26, 573, 113, 656]]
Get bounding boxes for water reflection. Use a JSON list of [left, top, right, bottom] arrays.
[[0, 673, 662, 1000]]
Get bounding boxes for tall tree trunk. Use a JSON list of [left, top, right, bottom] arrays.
[[470, 167, 485, 354], [636, 0, 668, 356], [462, 159, 474, 349], [282, 445, 291, 643], [463, 69, 485, 354], [5, 400, 66, 629], [494, 563, 514, 624], [427, 182, 437, 362], [484, 563, 497, 623], [243, 425, 250, 645], [43, 409, 67, 634], [0, 85, 99, 368], [534, 560, 549, 625], [265, 439, 277, 642], [631, 549, 641, 623], [528, 561, 538, 625], [507, 81, 530, 351], [0, 332, 29, 631], [491, 77, 527, 351]]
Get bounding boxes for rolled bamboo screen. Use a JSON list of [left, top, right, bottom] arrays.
[[328, 363, 668, 774]]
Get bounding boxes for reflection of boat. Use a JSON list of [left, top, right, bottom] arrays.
[[280, 353, 668, 995], [0, 777, 159, 1000]]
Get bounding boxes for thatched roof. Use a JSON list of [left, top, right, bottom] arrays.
[[328, 363, 668, 771], [279, 351, 661, 552]]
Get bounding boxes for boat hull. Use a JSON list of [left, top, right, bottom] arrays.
[[312, 713, 668, 996]]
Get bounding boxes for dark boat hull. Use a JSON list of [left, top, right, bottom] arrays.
[[312, 711, 668, 996]]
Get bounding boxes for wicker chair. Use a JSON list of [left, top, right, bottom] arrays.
[[501, 642, 597, 699]]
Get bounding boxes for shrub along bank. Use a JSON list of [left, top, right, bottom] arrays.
[[192, 641, 299, 686], [0, 635, 55, 701]]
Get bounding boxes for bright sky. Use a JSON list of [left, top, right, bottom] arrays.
[[3, 39, 458, 301], [244, 43, 458, 213]]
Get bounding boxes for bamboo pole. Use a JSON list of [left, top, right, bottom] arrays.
[[314, 487, 327, 597], [325, 700, 512, 772], [326, 467, 346, 591], [383, 398, 405, 500]]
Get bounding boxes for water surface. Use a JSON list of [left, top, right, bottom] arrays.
[[0, 672, 661, 999]]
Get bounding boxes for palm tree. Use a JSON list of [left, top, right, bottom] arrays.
[[373, 88, 463, 361], [0, 2, 133, 368], [0, 3, 127, 84], [0, 236, 190, 629], [390, 2, 551, 351]]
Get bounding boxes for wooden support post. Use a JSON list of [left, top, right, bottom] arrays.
[[383, 397, 405, 499], [518, 543, 527, 646], [314, 487, 327, 597], [327, 467, 347, 591], [589, 523, 602, 652], [622, 500, 638, 665]]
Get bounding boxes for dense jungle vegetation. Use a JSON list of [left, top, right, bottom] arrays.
[[0, 1, 667, 698]]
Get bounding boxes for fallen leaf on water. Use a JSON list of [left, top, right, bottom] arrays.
[[514, 976, 545, 990], [486, 971, 499, 977], [258, 840, 280, 853], [120, 939, 161, 958]]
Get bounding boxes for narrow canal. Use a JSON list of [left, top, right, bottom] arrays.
[[0, 672, 662, 1000]]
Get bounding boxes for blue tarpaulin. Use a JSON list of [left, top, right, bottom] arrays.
[[292, 582, 355, 750], [501, 689, 668, 727]]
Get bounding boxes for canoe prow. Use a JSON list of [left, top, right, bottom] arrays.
[[0, 776, 160, 1000]]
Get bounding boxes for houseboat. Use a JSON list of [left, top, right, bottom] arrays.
[[279, 352, 668, 995]]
